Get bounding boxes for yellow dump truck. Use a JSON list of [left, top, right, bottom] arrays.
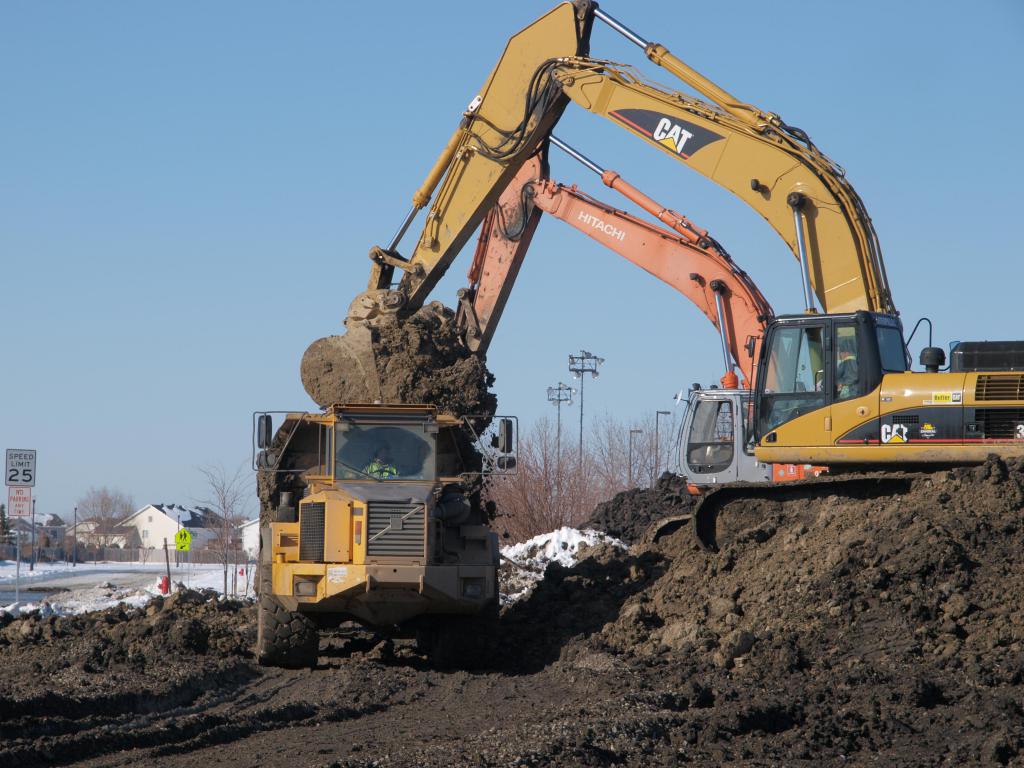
[[253, 404, 514, 667]]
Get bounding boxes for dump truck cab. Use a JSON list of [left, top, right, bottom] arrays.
[[253, 404, 513, 667]]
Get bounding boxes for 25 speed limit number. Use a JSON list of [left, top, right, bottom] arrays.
[[6, 450, 36, 487]]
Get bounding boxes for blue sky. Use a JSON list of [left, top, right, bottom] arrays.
[[2, 1, 1022, 519]]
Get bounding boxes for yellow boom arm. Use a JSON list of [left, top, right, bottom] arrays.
[[360, 3, 894, 326]]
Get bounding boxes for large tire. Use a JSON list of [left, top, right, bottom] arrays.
[[255, 563, 319, 668]]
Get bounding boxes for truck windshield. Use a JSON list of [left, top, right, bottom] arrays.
[[335, 422, 436, 481]]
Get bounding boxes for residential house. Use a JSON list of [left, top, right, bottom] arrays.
[[66, 518, 138, 548], [238, 518, 259, 560], [118, 503, 225, 551]]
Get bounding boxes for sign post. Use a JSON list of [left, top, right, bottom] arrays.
[[6, 450, 37, 582]]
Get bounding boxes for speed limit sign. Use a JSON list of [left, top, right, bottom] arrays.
[[6, 449, 36, 487]]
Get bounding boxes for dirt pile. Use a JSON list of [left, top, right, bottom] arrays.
[[504, 456, 1024, 764], [300, 302, 496, 415], [7, 459, 1024, 766], [585, 472, 695, 543], [0, 589, 256, 765]]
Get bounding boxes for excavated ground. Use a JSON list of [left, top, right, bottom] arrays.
[[5, 456, 1024, 766]]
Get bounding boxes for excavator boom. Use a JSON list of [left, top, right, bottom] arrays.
[[303, 2, 894, 410], [461, 140, 773, 389]]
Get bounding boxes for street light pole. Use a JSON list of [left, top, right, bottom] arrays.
[[654, 410, 671, 481], [73, 505, 77, 567], [628, 429, 643, 487], [568, 350, 604, 466]]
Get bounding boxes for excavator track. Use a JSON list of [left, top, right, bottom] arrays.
[[648, 472, 920, 552]]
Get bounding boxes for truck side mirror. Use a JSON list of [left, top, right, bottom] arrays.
[[257, 414, 273, 449], [497, 418, 514, 454]]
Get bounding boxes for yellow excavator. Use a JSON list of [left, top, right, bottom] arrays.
[[261, 1, 1024, 665]]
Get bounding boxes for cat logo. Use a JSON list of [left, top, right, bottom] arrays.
[[881, 423, 910, 444], [652, 117, 694, 155], [607, 109, 725, 159]]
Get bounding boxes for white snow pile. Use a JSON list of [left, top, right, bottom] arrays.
[[2, 581, 159, 618], [499, 526, 626, 604], [0, 562, 254, 618]]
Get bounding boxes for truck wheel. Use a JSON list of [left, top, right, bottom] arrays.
[[255, 564, 319, 668]]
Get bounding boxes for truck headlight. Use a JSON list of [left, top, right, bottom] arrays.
[[293, 576, 321, 597], [461, 578, 484, 598]]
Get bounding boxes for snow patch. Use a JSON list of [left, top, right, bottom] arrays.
[[0, 562, 254, 617], [499, 527, 626, 604]]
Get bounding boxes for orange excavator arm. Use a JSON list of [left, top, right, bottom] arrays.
[[460, 139, 774, 388]]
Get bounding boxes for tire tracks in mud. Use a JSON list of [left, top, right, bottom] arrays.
[[3, 662, 391, 768]]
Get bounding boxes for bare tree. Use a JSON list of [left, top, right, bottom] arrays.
[[196, 463, 253, 596], [487, 417, 624, 542], [76, 487, 135, 547]]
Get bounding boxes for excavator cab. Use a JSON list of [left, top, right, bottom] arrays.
[[754, 312, 908, 451], [676, 387, 771, 486]]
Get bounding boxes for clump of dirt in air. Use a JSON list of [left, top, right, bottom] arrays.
[[300, 301, 496, 416]]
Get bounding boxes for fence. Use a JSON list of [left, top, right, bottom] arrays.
[[0, 543, 253, 567]]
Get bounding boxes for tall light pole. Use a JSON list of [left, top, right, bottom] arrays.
[[72, 505, 77, 567], [568, 350, 604, 465], [546, 382, 575, 470], [654, 410, 671, 481], [628, 429, 643, 487]]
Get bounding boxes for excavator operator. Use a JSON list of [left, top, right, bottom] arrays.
[[363, 443, 399, 479], [835, 330, 860, 401]]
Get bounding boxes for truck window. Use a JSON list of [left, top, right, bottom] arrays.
[[335, 423, 436, 481]]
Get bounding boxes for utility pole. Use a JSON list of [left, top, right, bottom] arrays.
[[654, 410, 671, 481], [568, 350, 604, 467], [546, 383, 575, 471], [72, 505, 77, 567], [547, 382, 575, 511]]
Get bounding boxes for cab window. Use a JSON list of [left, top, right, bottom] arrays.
[[834, 324, 864, 401], [876, 326, 908, 373], [687, 398, 735, 473], [759, 325, 826, 434]]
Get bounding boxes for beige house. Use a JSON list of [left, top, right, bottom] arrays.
[[66, 519, 137, 548], [118, 503, 222, 550]]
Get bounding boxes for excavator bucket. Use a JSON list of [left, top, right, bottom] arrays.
[[299, 301, 496, 416]]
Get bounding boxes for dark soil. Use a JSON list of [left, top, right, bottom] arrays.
[[585, 472, 695, 544], [6, 457, 1024, 766], [299, 301, 496, 415]]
